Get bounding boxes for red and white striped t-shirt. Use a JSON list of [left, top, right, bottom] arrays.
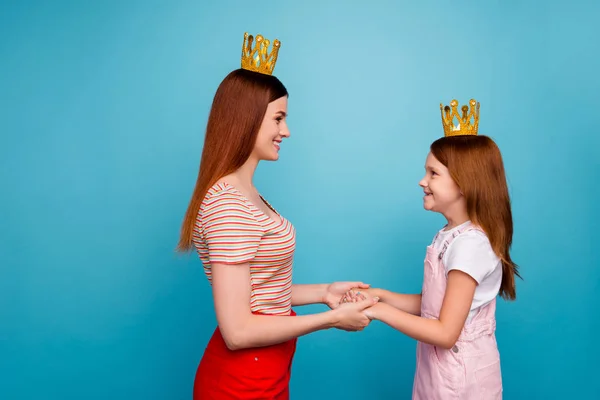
[[193, 182, 296, 315]]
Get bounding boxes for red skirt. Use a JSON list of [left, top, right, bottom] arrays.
[[193, 310, 297, 400]]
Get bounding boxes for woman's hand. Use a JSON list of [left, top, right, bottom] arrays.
[[331, 297, 379, 331], [322, 281, 370, 309]]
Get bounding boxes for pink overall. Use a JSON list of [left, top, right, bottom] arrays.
[[413, 224, 503, 399]]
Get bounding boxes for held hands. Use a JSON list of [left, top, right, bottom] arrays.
[[323, 281, 379, 331], [323, 281, 371, 309], [340, 287, 373, 304], [332, 296, 379, 331], [340, 288, 381, 321]]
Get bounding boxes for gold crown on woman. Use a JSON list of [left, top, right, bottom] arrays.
[[241, 32, 281, 75], [440, 99, 480, 136]]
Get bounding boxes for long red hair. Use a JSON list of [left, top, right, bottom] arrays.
[[430, 135, 521, 300], [177, 68, 288, 251]]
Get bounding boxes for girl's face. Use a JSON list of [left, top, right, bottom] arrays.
[[251, 96, 290, 162], [419, 152, 464, 216]]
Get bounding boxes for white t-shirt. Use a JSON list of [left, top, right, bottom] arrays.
[[432, 221, 502, 320]]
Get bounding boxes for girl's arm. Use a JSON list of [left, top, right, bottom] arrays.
[[368, 288, 422, 315], [365, 270, 476, 349], [212, 262, 378, 350], [345, 288, 421, 315]]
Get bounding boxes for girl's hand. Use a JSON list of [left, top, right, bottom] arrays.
[[340, 288, 372, 304]]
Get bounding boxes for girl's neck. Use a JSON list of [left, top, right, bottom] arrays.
[[443, 209, 470, 230]]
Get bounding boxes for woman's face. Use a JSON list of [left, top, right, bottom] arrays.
[[252, 96, 290, 161]]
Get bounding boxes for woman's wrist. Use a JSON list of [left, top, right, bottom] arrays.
[[325, 308, 342, 329], [318, 284, 331, 305]]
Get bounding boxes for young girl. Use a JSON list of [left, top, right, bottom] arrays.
[[178, 32, 377, 400], [343, 99, 520, 399]]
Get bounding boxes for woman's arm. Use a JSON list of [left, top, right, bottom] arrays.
[[291, 284, 327, 306], [365, 270, 476, 349], [292, 282, 372, 308], [212, 262, 378, 350]]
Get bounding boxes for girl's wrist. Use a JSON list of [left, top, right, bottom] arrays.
[[369, 288, 384, 301], [364, 301, 384, 320]]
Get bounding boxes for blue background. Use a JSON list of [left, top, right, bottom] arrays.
[[1, 0, 599, 399]]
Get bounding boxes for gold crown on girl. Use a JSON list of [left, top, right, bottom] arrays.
[[241, 32, 281, 75], [440, 99, 480, 136]]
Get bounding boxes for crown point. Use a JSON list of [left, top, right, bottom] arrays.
[[470, 99, 477, 106], [451, 100, 458, 107], [461, 105, 468, 118]]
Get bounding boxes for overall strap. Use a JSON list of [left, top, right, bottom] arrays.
[[438, 223, 484, 260], [431, 229, 442, 246]]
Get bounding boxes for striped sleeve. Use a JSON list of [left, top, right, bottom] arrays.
[[200, 191, 263, 264]]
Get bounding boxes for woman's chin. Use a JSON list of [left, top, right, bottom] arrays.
[[263, 151, 280, 161]]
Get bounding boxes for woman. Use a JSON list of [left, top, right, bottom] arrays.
[[177, 32, 378, 399]]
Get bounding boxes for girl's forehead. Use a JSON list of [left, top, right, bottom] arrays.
[[425, 152, 440, 165]]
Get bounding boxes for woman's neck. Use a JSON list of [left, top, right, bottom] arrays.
[[226, 156, 259, 191]]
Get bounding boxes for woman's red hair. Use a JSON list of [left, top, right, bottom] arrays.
[[177, 69, 288, 251]]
